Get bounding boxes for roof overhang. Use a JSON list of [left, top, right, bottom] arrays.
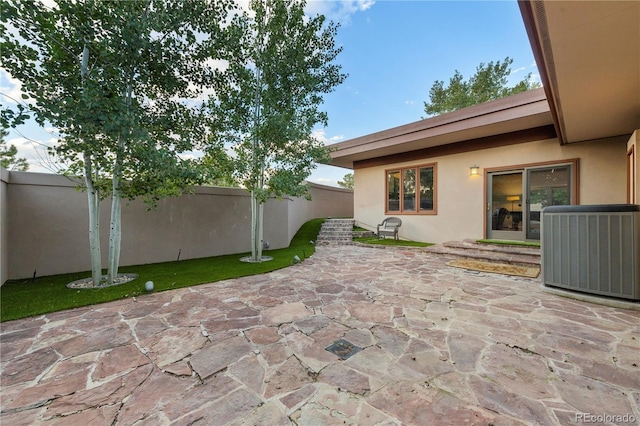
[[519, 0, 640, 144], [328, 88, 553, 169], [327, 1, 640, 170]]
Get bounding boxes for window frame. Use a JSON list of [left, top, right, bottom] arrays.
[[385, 163, 437, 215]]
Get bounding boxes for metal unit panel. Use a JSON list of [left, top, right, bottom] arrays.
[[542, 205, 640, 301]]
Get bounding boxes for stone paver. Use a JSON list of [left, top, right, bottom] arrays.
[[1, 245, 639, 425]]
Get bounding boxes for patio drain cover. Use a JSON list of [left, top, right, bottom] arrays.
[[325, 339, 361, 360]]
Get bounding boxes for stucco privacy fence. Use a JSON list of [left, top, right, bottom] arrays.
[[0, 169, 353, 285]]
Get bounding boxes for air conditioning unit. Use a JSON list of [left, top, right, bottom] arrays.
[[542, 204, 640, 301]]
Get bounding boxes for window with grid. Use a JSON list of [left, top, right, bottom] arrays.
[[386, 164, 436, 214]]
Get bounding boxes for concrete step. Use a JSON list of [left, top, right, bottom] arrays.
[[320, 227, 354, 232], [317, 233, 352, 238], [320, 227, 353, 233], [322, 219, 354, 225], [317, 234, 354, 240], [317, 218, 355, 245], [353, 231, 375, 238], [425, 240, 540, 267], [320, 225, 354, 230], [320, 225, 353, 232], [317, 240, 353, 244]]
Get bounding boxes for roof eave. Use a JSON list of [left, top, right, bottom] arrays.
[[517, 0, 566, 144], [327, 88, 552, 169]]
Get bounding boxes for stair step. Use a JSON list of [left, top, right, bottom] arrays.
[[322, 220, 353, 224], [353, 231, 375, 238], [319, 230, 353, 235], [425, 241, 540, 267], [448, 240, 540, 257], [316, 218, 355, 245], [319, 226, 352, 229], [320, 226, 354, 231]]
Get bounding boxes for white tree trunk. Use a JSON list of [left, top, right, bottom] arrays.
[[250, 60, 264, 262], [106, 172, 121, 284], [251, 190, 258, 260], [81, 41, 102, 286], [250, 191, 265, 262], [84, 155, 102, 287], [106, 80, 132, 284], [106, 140, 123, 285], [257, 200, 264, 260], [255, 199, 264, 262]]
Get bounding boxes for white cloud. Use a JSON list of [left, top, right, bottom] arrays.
[[308, 176, 340, 188], [306, 0, 375, 24], [404, 100, 415, 105], [0, 69, 27, 105], [311, 177, 334, 184], [311, 128, 344, 145], [177, 149, 205, 162], [308, 163, 351, 188], [305, 1, 332, 17], [507, 61, 542, 87], [235, 0, 374, 24], [235, 0, 251, 12], [40, 0, 58, 8], [4, 135, 59, 173], [528, 61, 541, 85], [529, 73, 542, 86], [7, 136, 32, 152]]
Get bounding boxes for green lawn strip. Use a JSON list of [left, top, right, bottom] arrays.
[[1, 218, 324, 322], [353, 236, 434, 247], [476, 239, 540, 248]]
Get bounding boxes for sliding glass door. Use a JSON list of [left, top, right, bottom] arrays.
[[487, 163, 573, 241], [526, 165, 572, 240], [487, 171, 525, 240]]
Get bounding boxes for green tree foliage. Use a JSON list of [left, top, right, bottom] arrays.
[[201, 152, 238, 187], [211, 0, 346, 261], [423, 57, 540, 116], [338, 173, 354, 189], [1, 0, 232, 285], [0, 129, 29, 171]]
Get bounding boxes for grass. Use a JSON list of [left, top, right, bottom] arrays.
[[476, 239, 541, 247], [1, 218, 324, 322], [353, 236, 434, 248]]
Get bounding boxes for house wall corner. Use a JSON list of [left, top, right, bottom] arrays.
[[628, 130, 639, 203]]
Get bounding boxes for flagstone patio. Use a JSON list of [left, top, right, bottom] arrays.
[[1, 245, 639, 425]]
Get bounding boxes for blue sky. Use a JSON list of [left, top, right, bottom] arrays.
[[1, 0, 538, 186], [309, 0, 538, 186]]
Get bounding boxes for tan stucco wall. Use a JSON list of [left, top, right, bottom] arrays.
[[354, 136, 629, 244], [3, 172, 352, 282], [1, 168, 8, 285], [287, 184, 354, 242]]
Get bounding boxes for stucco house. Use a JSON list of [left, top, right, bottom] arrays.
[[327, 0, 639, 244]]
